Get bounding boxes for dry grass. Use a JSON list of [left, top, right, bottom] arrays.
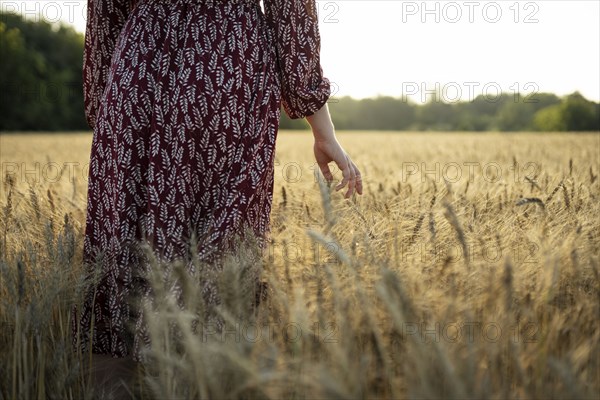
[[0, 131, 599, 399]]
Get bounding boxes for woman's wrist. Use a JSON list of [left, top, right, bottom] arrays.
[[306, 103, 336, 143], [311, 125, 336, 144]]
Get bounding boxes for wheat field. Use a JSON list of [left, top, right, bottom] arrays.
[[1, 131, 599, 399]]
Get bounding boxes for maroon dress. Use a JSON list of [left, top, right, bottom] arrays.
[[74, 0, 330, 360]]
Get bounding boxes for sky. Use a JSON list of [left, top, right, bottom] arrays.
[[2, 0, 599, 103]]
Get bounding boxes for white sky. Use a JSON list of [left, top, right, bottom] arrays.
[[2, 0, 599, 103]]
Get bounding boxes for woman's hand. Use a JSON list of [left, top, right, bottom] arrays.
[[313, 138, 362, 198], [306, 103, 362, 198]]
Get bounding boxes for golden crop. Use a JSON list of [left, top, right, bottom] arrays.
[[1, 132, 598, 399]]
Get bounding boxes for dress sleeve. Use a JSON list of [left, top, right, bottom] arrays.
[[264, 0, 331, 119], [83, 0, 137, 129]]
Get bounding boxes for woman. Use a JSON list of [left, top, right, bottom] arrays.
[[73, 0, 362, 363]]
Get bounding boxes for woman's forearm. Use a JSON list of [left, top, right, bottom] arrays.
[[306, 103, 336, 143]]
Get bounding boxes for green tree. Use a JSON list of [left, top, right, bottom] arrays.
[[560, 92, 599, 131], [533, 92, 599, 132], [455, 94, 508, 131], [494, 92, 561, 131], [415, 100, 456, 131], [533, 104, 565, 131], [0, 12, 86, 131]]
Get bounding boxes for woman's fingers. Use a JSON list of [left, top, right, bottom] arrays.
[[316, 141, 362, 198], [334, 151, 349, 190], [352, 160, 363, 195], [345, 156, 356, 198], [335, 169, 349, 191], [318, 161, 334, 183], [335, 155, 356, 198]]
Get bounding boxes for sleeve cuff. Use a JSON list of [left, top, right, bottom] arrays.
[[283, 76, 331, 120]]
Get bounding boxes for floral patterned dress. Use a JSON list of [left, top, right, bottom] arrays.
[[73, 0, 330, 360]]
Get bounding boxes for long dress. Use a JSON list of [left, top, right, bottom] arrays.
[[73, 0, 330, 361]]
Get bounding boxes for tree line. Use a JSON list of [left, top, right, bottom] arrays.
[[2, 12, 599, 132], [1, 12, 86, 130], [281, 92, 600, 132]]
